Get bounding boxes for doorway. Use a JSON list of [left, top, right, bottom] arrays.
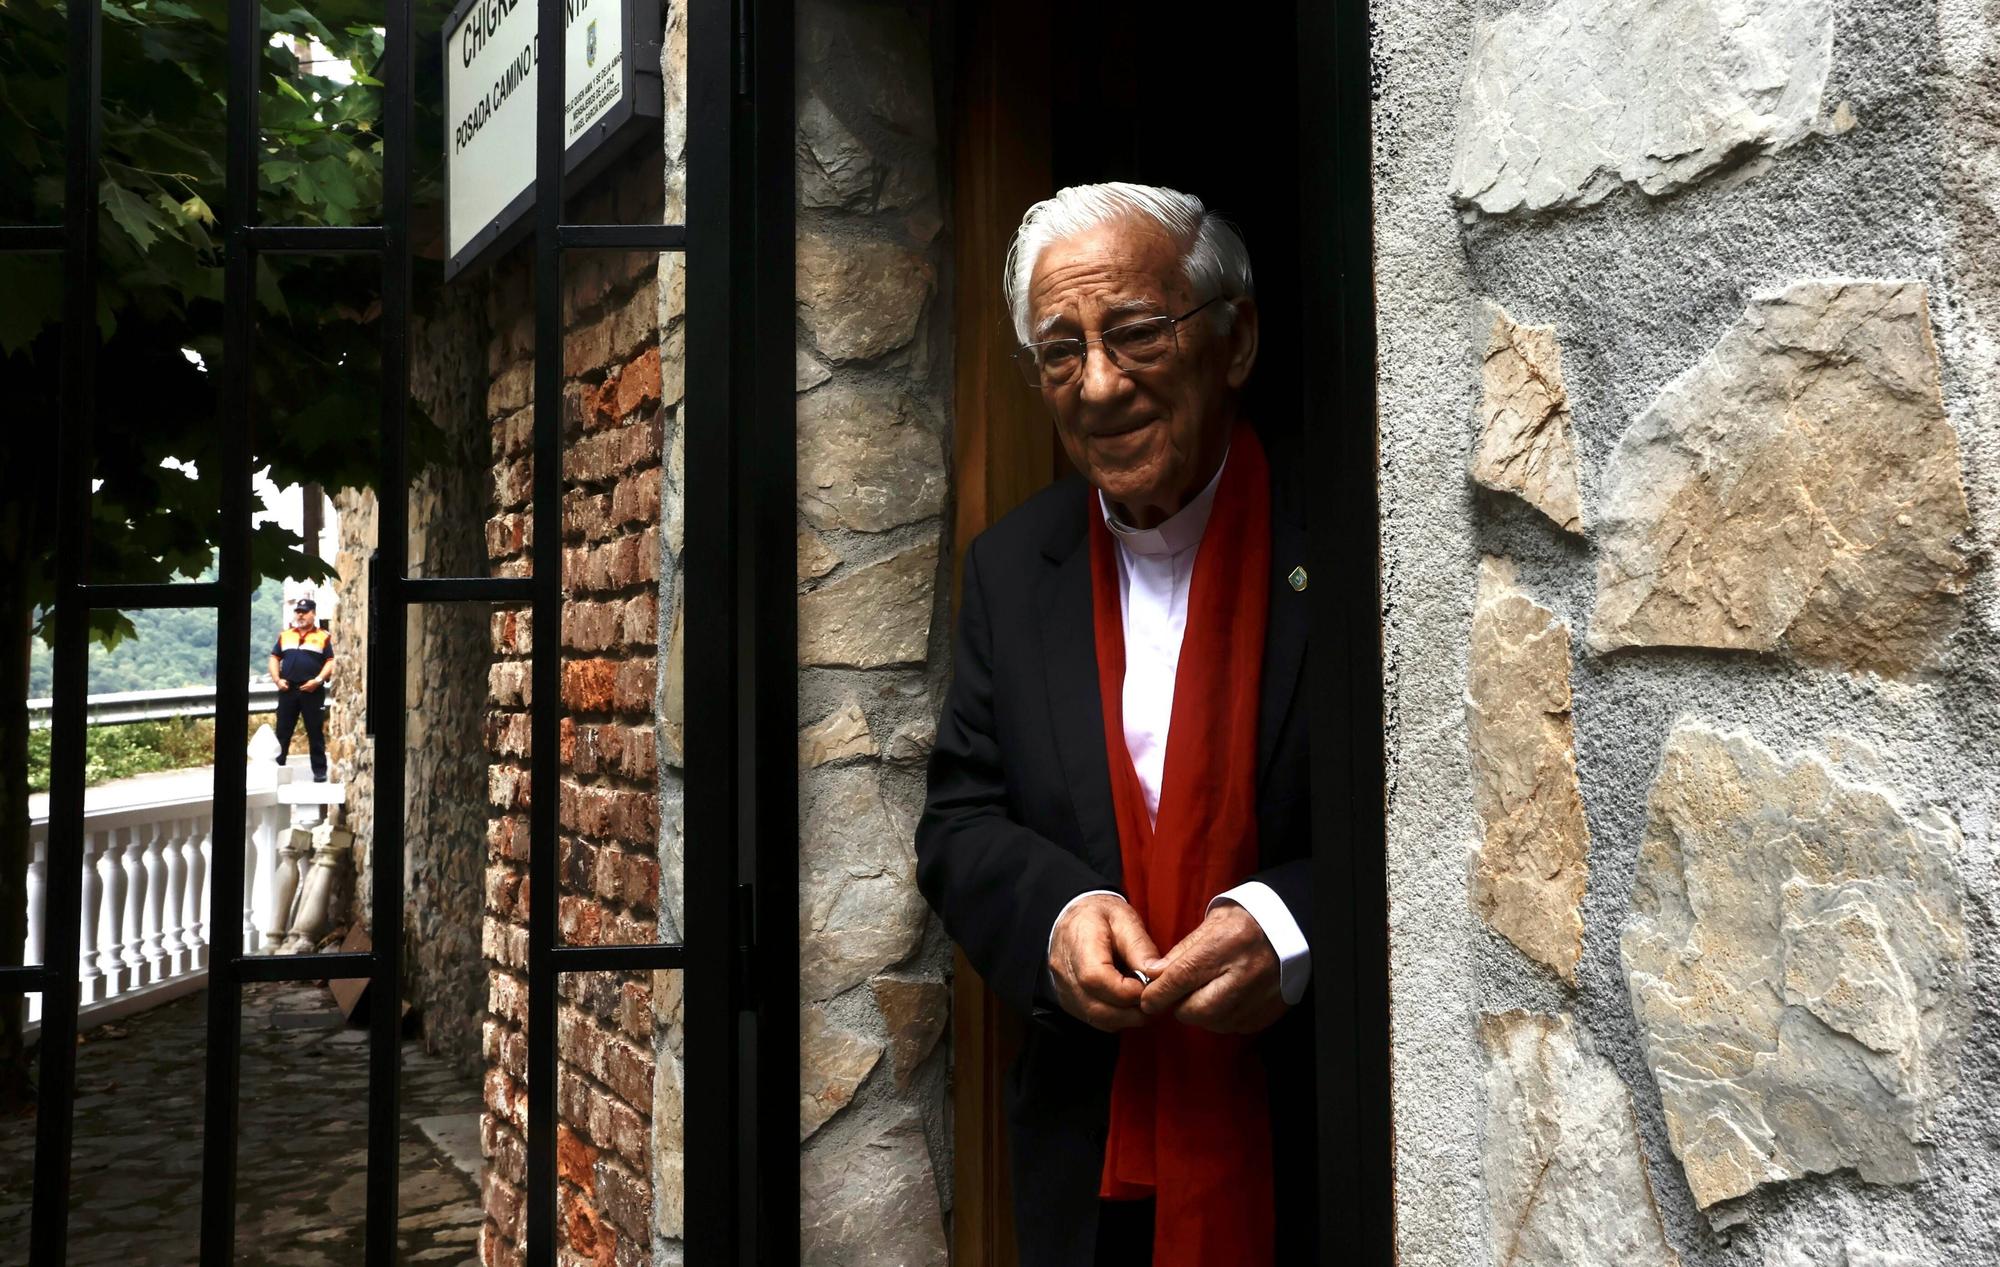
[[945, 3, 1309, 1262]]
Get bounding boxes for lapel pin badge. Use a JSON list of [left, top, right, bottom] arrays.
[[1287, 565, 1307, 592]]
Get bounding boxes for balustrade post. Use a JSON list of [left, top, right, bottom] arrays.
[[140, 820, 169, 981], [158, 817, 188, 973], [78, 828, 106, 1004], [98, 826, 131, 994], [245, 805, 270, 954], [192, 814, 213, 969], [269, 825, 309, 947], [119, 822, 151, 985], [25, 828, 47, 1025]]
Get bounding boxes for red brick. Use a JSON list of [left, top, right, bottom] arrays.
[[602, 1037, 653, 1112], [562, 489, 615, 543], [562, 1195, 616, 1267], [613, 347, 661, 419], [565, 313, 612, 378], [594, 1159, 650, 1241], [488, 975, 530, 1029], [562, 659, 618, 713], [557, 1124, 599, 1196], [613, 659, 656, 713], [619, 594, 658, 648], [488, 662, 531, 707], [484, 866, 521, 915], [489, 815, 531, 863], [559, 895, 604, 946], [563, 601, 623, 654]]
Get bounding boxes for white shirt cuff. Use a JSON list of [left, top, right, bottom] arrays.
[[1211, 881, 1311, 1005]]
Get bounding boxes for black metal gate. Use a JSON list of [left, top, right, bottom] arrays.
[[1, 0, 799, 1260]]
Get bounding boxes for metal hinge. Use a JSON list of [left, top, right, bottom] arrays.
[[733, 881, 757, 1010], [733, 0, 752, 97]]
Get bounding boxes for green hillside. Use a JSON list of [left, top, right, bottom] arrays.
[[27, 578, 291, 697]]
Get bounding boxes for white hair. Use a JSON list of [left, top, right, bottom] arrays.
[[1003, 182, 1254, 344]]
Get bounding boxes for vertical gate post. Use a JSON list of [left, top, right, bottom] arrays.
[[25, 0, 104, 1257]]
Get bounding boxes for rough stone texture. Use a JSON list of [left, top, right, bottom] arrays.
[[796, 232, 934, 363], [800, 767, 927, 1002], [1479, 1010, 1681, 1267], [1375, 0, 2000, 1262], [1450, 0, 1836, 218], [799, 1110, 948, 1267], [869, 977, 947, 1090], [1472, 306, 1585, 533], [1467, 557, 1590, 984], [1590, 281, 1970, 674], [797, 381, 946, 533], [1622, 724, 1969, 1212], [1765, 1244, 1929, 1267], [327, 269, 493, 1081], [801, 697, 877, 768], [801, 1005, 884, 1142], [798, 544, 937, 668]]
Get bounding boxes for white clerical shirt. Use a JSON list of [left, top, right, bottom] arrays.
[[1046, 456, 1311, 1006]]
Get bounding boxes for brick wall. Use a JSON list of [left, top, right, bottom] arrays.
[[481, 146, 670, 1267]]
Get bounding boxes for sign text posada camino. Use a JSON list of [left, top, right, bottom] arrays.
[[442, 0, 662, 279]]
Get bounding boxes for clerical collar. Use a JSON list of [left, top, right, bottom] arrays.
[[1098, 448, 1228, 558]]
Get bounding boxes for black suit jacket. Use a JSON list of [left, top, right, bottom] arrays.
[[916, 464, 1317, 1266]]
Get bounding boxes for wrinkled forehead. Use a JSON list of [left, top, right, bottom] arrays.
[[1025, 218, 1191, 329]]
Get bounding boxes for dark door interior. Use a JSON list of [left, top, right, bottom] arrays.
[[946, 5, 1314, 1264]]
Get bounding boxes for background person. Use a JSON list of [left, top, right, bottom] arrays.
[[269, 596, 334, 782]]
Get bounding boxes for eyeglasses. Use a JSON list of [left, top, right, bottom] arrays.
[[1011, 296, 1224, 388]]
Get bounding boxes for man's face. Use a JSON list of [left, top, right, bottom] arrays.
[[1025, 218, 1257, 525], [292, 607, 315, 630]]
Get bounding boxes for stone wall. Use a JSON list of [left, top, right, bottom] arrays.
[[480, 140, 670, 1267], [636, 3, 955, 1262], [791, 1, 954, 1261], [1372, 1, 2000, 1264], [325, 275, 495, 1079]]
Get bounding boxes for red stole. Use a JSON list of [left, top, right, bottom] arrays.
[[1088, 423, 1275, 1266]]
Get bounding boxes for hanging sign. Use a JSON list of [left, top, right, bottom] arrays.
[[443, 0, 663, 279]]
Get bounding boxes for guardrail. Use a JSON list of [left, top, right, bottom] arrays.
[[26, 680, 283, 731]]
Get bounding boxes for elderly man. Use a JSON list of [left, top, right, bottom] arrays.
[[916, 184, 1314, 1267]]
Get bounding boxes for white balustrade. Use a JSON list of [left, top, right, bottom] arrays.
[[25, 828, 47, 1024], [19, 737, 341, 1034]]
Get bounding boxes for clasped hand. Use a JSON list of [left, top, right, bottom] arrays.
[[1047, 894, 1285, 1036]]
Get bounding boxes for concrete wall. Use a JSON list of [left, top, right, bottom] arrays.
[[1371, 1, 2000, 1264]]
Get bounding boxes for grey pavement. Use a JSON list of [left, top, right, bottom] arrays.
[[0, 980, 484, 1266]]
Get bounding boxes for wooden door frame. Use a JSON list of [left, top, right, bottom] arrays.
[[945, 3, 1053, 1264]]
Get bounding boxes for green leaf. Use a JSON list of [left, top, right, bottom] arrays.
[[101, 179, 165, 251]]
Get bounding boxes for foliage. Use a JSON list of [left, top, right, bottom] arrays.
[[0, 0, 445, 650], [26, 576, 290, 695], [26, 713, 277, 793]]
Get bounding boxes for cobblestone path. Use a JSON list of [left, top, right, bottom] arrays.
[[0, 980, 484, 1266]]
